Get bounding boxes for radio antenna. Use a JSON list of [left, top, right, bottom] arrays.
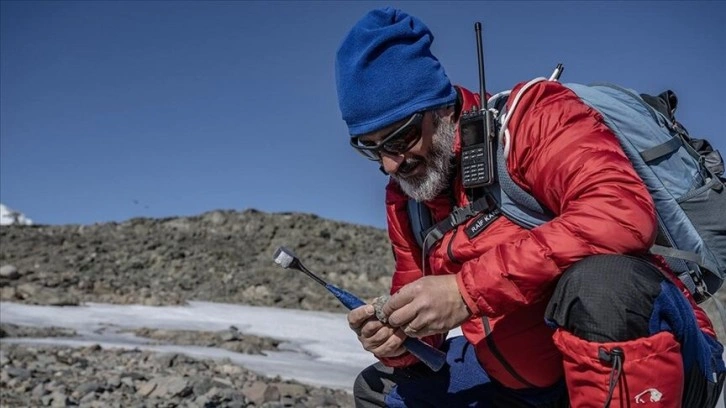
[[474, 22, 487, 109]]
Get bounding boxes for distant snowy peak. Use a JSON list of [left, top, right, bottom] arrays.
[[0, 203, 33, 226]]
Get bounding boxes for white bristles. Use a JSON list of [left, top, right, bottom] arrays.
[[273, 247, 295, 268]]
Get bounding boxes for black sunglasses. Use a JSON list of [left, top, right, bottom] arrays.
[[350, 112, 424, 161]]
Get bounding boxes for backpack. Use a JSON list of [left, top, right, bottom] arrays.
[[408, 77, 726, 303]]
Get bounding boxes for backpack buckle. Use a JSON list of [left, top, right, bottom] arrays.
[[447, 205, 476, 226], [681, 268, 709, 303]]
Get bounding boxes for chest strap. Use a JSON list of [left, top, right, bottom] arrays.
[[414, 196, 493, 256]]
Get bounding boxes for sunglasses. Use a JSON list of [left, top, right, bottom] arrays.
[[350, 112, 424, 161]]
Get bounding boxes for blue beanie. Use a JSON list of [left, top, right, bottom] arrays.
[[335, 7, 457, 136]]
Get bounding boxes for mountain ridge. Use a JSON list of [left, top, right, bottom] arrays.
[[0, 208, 394, 313]]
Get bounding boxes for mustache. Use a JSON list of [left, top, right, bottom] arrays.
[[378, 156, 423, 177], [397, 157, 422, 176]]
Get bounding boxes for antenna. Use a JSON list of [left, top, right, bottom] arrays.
[[460, 21, 496, 190], [549, 63, 564, 81], [474, 22, 487, 109]]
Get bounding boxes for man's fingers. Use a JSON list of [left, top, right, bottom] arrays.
[[387, 303, 419, 328], [370, 329, 407, 358], [348, 304, 375, 331], [403, 315, 439, 338], [402, 317, 426, 337], [381, 286, 416, 320], [363, 325, 396, 349], [359, 319, 385, 338]]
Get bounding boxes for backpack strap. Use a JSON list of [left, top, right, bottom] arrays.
[[494, 77, 553, 216], [639, 136, 683, 163], [407, 198, 432, 249], [650, 245, 708, 296], [495, 144, 549, 216], [418, 196, 493, 256], [650, 245, 706, 267]]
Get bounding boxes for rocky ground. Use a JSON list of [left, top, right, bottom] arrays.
[[0, 343, 353, 408], [1, 209, 725, 407], [0, 323, 352, 407], [1, 210, 391, 407], [125, 327, 282, 356], [1, 324, 77, 339], [0, 209, 394, 311]]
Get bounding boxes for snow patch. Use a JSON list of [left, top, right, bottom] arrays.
[[0, 203, 33, 225]]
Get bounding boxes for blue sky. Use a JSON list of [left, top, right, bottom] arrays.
[[1, 1, 724, 229]]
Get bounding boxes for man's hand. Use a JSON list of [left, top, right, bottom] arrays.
[[347, 303, 408, 358], [381, 274, 471, 338]]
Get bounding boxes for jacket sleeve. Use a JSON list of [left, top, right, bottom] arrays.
[[456, 81, 658, 318], [378, 181, 446, 367]]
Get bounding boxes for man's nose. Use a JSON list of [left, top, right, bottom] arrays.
[[380, 153, 405, 175]]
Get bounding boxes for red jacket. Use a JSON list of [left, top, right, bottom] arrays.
[[379, 81, 709, 389]]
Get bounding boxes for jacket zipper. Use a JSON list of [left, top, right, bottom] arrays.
[[481, 317, 537, 388]]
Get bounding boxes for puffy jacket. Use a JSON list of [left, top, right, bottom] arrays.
[[380, 81, 683, 389]]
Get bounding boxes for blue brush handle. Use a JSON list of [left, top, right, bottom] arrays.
[[327, 284, 366, 309], [326, 284, 446, 372]]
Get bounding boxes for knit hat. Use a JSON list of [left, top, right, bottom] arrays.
[[335, 7, 457, 136]]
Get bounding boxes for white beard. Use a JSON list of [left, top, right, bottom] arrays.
[[393, 114, 456, 202]]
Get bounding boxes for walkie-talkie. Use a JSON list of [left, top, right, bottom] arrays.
[[460, 22, 496, 189]]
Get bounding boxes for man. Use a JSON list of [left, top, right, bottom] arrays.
[[335, 7, 724, 408]]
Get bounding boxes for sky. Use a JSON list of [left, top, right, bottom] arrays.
[[1, 1, 724, 229]]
